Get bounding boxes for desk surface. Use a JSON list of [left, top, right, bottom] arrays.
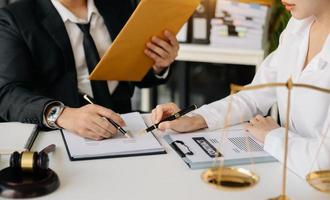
[[1, 116, 329, 200]]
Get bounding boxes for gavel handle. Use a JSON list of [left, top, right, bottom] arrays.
[[40, 144, 56, 154]]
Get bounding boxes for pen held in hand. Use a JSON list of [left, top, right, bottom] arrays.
[[83, 94, 130, 138], [144, 104, 198, 133]]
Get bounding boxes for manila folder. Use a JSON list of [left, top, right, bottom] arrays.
[[89, 0, 200, 81]]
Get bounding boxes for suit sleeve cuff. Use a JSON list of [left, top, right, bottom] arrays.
[[154, 67, 170, 79]]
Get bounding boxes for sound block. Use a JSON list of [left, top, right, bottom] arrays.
[[0, 167, 60, 199]]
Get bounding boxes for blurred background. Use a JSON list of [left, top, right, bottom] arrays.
[[131, 0, 291, 112]]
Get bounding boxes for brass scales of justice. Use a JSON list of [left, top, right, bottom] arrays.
[[200, 78, 330, 200]]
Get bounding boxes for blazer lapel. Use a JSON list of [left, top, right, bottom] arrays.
[[36, 0, 76, 74], [36, 0, 80, 106]]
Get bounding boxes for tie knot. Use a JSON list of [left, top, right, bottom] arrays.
[[77, 23, 91, 34]]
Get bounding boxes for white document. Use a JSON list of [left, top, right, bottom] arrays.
[[62, 112, 165, 160], [164, 124, 276, 169]]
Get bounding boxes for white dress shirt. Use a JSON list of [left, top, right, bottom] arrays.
[[51, 0, 168, 97], [51, 0, 118, 97], [193, 17, 330, 178]]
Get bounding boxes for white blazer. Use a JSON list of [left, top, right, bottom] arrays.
[[194, 17, 330, 178]]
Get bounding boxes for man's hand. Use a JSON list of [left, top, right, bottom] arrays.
[[56, 104, 126, 140], [144, 30, 179, 75]]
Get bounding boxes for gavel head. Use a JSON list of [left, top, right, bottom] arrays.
[[9, 151, 49, 172]]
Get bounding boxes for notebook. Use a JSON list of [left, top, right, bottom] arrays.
[[61, 112, 166, 161], [163, 124, 277, 169], [0, 122, 38, 166], [0, 122, 38, 153]]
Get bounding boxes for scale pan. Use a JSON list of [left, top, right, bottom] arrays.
[[306, 170, 330, 193], [201, 167, 259, 190]]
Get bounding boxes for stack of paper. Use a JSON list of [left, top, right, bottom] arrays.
[[210, 0, 271, 49]]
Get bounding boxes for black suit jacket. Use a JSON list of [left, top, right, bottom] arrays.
[[0, 0, 169, 126]]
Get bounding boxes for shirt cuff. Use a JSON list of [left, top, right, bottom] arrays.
[[191, 105, 224, 131], [154, 67, 170, 79], [263, 127, 295, 161]]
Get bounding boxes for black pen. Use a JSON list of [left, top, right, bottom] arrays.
[[24, 124, 39, 151], [144, 104, 198, 133], [83, 94, 130, 138]]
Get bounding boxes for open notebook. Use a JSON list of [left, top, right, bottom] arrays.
[[61, 112, 165, 161], [164, 124, 277, 169]]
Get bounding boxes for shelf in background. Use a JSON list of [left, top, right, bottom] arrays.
[[140, 43, 269, 112], [176, 43, 267, 67]]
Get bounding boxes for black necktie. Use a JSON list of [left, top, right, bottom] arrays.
[[77, 22, 112, 107]]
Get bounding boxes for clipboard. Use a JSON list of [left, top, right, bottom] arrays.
[[89, 0, 201, 81], [163, 124, 277, 169]]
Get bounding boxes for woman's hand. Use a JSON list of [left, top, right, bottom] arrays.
[[56, 104, 126, 140], [246, 115, 280, 143], [144, 30, 179, 75], [151, 103, 208, 133]]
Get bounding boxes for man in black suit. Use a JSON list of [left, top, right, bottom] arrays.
[[0, 0, 179, 140]]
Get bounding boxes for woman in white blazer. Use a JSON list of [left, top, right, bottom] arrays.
[[151, 0, 330, 177]]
